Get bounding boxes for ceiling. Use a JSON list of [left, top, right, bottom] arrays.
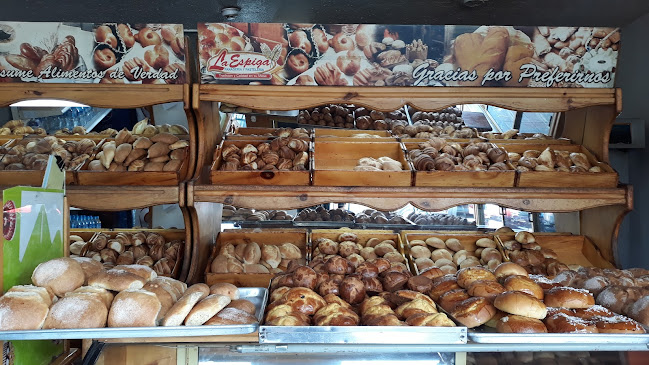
[[1, 0, 647, 29]]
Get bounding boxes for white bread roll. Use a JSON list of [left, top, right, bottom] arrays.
[[0, 292, 49, 330], [66, 286, 114, 309], [108, 289, 161, 327], [142, 281, 176, 321], [162, 284, 209, 326], [7, 285, 56, 306], [32, 257, 85, 297], [88, 269, 146, 292], [44, 295, 107, 329], [209, 283, 240, 300], [185, 294, 231, 326], [113, 264, 157, 281], [72, 257, 105, 284], [153, 276, 187, 295]]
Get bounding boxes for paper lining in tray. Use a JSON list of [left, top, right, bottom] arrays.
[[0, 287, 268, 341]]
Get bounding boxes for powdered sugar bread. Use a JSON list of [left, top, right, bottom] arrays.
[[72, 257, 104, 284], [113, 264, 157, 281], [31, 257, 85, 297], [0, 292, 49, 330], [108, 289, 161, 327], [66, 286, 114, 309], [185, 294, 232, 326], [205, 307, 257, 325], [44, 295, 107, 329], [209, 283, 240, 300], [142, 281, 176, 320], [162, 284, 209, 326], [88, 269, 147, 292], [7, 285, 56, 306]]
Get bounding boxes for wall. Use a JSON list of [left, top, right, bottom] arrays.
[[611, 12, 649, 268]]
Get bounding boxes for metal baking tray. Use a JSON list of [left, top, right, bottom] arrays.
[[354, 223, 416, 230], [293, 220, 355, 228], [0, 287, 268, 341], [414, 224, 480, 231], [468, 331, 649, 346], [259, 325, 467, 344]]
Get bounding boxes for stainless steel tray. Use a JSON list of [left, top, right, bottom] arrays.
[[259, 326, 467, 344], [293, 221, 355, 228], [354, 223, 415, 230], [469, 332, 649, 346], [0, 287, 268, 341], [415, 225, 480, 231]]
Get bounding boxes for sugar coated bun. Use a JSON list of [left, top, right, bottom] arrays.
[[162, 283, 210, 326], [494, 262, 528, 280], [44, 295, 107, 329], [451, 296, 497, 328], [209, 283, 240, 300], [503, 275, 544, 300], [32, 257, 85, 297], [494, 291, 547, 319], [72, 257, 105, 284], [88, 269, 146, 292], [0, 292, 49, 330], [108, 289, 161, 327], [544, 286, 595, 309], [67, 286, 114, 309], [7, 285, 55, 306], [544, 312, 598, 333], [429, 274, 460, 301], [457, 267, 496, 288], [467, 280, 506, 301], [595, 316, 646, 334], [113, 264, 157, 281], [185, 294, 232, 326], [227, 299, 257, 316], [497, 314, 548, 333]]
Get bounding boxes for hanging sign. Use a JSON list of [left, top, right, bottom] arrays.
[[198, 23, 619, 88], [0, 22, 186, 84]]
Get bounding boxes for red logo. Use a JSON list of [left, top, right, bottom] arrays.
[[207, 49, 276, 79], [3, 200, 16, 241]]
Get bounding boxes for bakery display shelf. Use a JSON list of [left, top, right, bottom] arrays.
[[354, 222, 416, 230], [66, 184, 184, 210], [258, 325, 467, 345], [238, 220, 294, 228], [292, 220, 355, 228], [0, 287, 267, 341], [415, 224, 480, 231]]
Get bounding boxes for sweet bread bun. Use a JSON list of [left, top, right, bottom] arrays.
[[451, 297, 497, 328], [419, 267, 444, 280], [429, 274, 460, 301], [0, 292, 49, 330], [108, 289, 161, 327], [265, 315, 309, 326], [494, 262, 528, 280], [280, 287, 327, 316], [162, 284, 210, 326], [439, 289, 471, 312], [88, 269, 146, 292], [32, 257, 85, 297], [360, 296, 391, 314], [395, 298, 438, 320], [206, 307, 257, 325], [363, 313, 402, 326], [209, 283, 240, 300], [572, 305, 615, 320], [7, 285, 55, 306], [406, 312, 456, 327], [467, 280, 506, 301], [66, 286, 114, 309], [494, 291, 547, 319], [407, 275, 433, 293], [457, 267, 496, 288], [72, 257, 105, 284], [185, 294, 232, 326], [227, 299, 256, 316], [484, 310, 507, 328], [595, 316, 645, 334], [313, 303, 360, 326], [113, 264, 157, 281], [44, 295, 107, 329], [544, 287, 594, 309], [544, 312, 598, 333], [497, 314, 548, 333], [503, 275, 544, 300]]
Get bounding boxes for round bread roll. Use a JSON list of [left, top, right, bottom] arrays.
[[494, 291, 547, 319], [476, 238, 497, 249], [162, 283, 210, 326], [206, 307, 257, 325], [72, 257, 105, 284], [142, 282, 176, 320], [227, 299, 256, 316], [113, 264, 157, 281], [544, 312, 598, 333], [405, 312, 456, 327], [419, 266, 444, 280], [185, 294, 232, 326], [108, 289, 161, 327], [544, 287, 595, 309], [453, 250, 469, 265], [32, 257, 85, 297], [425, 237, 446, 249], [467, 280, 506, 301], [439, 289, 471, 312], [410, 246, 431, 260], [445, 238, 463, 252], [383, 251, 405, 263], [451, 296, 497, 328], [44, 295, 107, 329], [415, 257, 435, 272], [595, 316, 645, 334], [495, 226, 514, 233], [0, 292, 49, 330], [497, 314, 548, 333], [153, 277, 187, 296], [480, 248, 502, 263], [7, 285, 55, 306], [409, 240, 426, 247], [209, 283, 240, 300], [572, 304, 614, 320], [265, 315, 309, 326], [457, 267, 496, 289], [88, 269, 147, 292], [484, 310, 507, 328], [458, 257, 480, 269], [503, 275, 544, 300], [395, 297, 438, 320], [515, 231, 536, 244], [494, 262, 528, 280], [441, 266, 458, 275], [434, 258, 454, 268], [67, 286, 114, 309], [429, 275, 460, 301], [407, 275, 433, 293]]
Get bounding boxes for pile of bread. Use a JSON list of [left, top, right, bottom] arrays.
[[508, 147, 604, 173], [408, 139, 511, 172], [409, 235, 503, 274], [354, 156, 404, 171], [53, 119, 188, 138], [0, 257, 257, 330], [297, 104, 355, 129], [312, 232, 407, 273], [230, 127, 310, 140], [407, 212, 475, 227], [0, 119, 46, 136], [0, 136, 91, 171], [69, 231, 182, 277], [222, 206, 294, 222], [210, 241, 304, 274], [294, 206, 355, 222], [217, 139, 309, 172], [481, 129, 552, 141], [354, 209, 410, 225], [498, 229, 568, 276]]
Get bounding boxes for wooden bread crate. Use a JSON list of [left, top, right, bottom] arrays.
[[0, 138, 77, 185], [310, 228, 410, 272], [205, 229, 308, 287], [210, 140, 311, 186], [76, 146, 190, 186], [402, 232, 494, 274], [403, 141, 516, 188], [494, 232, 615, 269], [226, 127, 311, 141], [314, 128, 397, 142], [504, 144, 618, 188], [69, 228, 187, 279], [312, 141, 412, 186]]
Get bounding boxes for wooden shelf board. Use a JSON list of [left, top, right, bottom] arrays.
[[189, 183, 631, 212], [197, 85, 619, 113], [66, 184, 183, 210]]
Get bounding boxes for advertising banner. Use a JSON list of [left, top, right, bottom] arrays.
[[198, 23, 619, 88], [0, 22, 186, 84]]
